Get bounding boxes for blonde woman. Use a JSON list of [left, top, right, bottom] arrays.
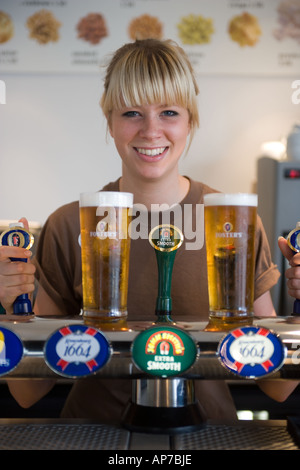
[[1, 39, 298, 422]]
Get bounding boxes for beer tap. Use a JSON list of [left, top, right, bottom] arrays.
[[149, 224, 183, 323], [123, 224, 203, 434], [0, 222, 34, 315], [287, 222, 300, 316]]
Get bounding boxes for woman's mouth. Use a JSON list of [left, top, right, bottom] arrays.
[[135, 147, 167, 159]]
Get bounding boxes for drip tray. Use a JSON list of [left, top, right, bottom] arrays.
[[0, 420, 130, 450], [0, 419, 297, 450], [173, 421, 298, 450]]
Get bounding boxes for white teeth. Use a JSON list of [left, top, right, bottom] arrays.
[[137, 147, 165, 156]]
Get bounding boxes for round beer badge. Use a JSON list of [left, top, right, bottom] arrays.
[[218, 326, 286, 378], [0, 225, 34, 250], [287, 224, 300, 252], [44, 324, 111, 378], [132, 325, 198, 378], [149, 225, 183, 252], [0, 327, 23, 376]]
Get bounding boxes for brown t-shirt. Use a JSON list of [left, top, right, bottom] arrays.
[[35, 178, 279, 320], [34, 178, 280, 422]]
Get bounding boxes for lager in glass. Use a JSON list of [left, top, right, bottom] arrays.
[[204, 193, 257, 331], [79, 191, 133, 329]]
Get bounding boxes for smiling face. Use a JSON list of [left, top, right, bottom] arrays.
[[109, 103, 191, 181], [101, 40, 199, 185], [101, 39, 199, 145]]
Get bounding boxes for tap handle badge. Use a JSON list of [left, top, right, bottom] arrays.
[[149, 224, 183, 252], [286, 223, 300, 315], [287, 222, 300, 253], [0, 222, 34, 252]]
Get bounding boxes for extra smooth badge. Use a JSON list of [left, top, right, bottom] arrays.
[[44, 324, 111, 378], [132, 325, 198, 378], [149, 224, 183, 252], [218, 326, 286, 379], [0, 327, 23, 376]]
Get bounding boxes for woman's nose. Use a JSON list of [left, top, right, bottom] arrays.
[[139, 115, 161, 139]]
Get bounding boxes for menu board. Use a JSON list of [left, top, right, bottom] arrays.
[[0, 0, 299, 75]]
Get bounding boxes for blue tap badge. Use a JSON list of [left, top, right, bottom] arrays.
[[287, 222, 300, 253], [0, 327, 23, 376], [218, 326, 286, 379], [44, 324, 111, 378]]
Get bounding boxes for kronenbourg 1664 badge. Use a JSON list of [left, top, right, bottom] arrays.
[[132, 325, 198, 378], [44, 324, 111, 378], [0, 327, 24, 376], [218, 326, 286, 379]]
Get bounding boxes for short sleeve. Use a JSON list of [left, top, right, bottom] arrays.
[[33, 202, 82, 316]]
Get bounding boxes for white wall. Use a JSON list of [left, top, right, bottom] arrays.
[[0, 71, 299, 225]]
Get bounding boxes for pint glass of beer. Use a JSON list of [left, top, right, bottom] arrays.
[[79, 191, 133, 328], [204, 193, 257, 331]]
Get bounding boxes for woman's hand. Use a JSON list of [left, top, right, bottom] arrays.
[[278, 236, 300, 300], [0, 218, 36, 313]]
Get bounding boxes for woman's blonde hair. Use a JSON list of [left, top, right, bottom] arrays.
[[100, 39, 200, 141]]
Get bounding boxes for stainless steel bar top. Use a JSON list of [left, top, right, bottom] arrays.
[[1, 315, 300, 379]]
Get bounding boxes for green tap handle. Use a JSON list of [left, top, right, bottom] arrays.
[[149, 225, 183, 323], [155, 250, 176, 321]]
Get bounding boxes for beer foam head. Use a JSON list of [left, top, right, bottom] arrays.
[[203, 193, 258, 207], [80, 191, 133, 208]]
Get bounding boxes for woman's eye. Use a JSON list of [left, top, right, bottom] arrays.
[[122, 110, 140, 117], [162, 110, 178, 116]]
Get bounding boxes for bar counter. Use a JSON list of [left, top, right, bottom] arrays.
[[0, 315, 300, 450]]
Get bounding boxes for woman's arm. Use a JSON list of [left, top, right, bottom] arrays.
[[254, 292, 299, 401], [254, 237, 300, 401]]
